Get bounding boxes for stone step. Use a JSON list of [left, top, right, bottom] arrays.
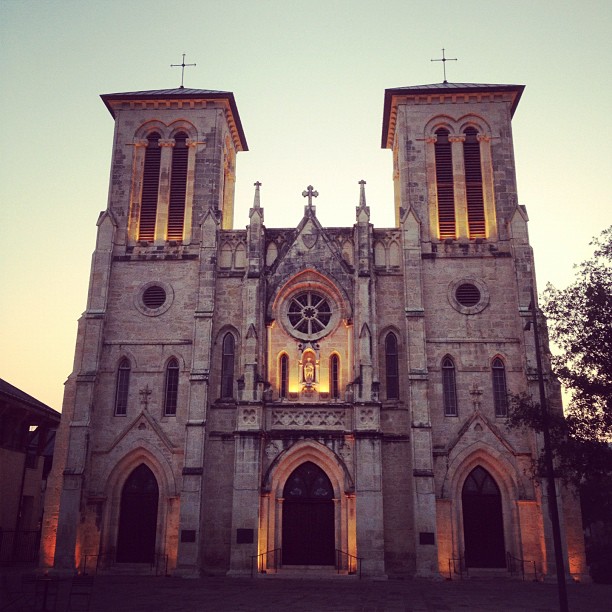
[[260, 565, 358, 579]]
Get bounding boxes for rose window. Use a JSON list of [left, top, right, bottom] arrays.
[[287, 291, 332, 336]]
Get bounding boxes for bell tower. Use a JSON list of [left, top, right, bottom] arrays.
[[101, 88, 248, 240]]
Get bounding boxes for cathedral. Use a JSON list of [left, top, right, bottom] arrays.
[[41, 81, 588, 579]]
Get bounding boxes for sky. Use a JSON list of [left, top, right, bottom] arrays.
[[0, 0, 610, 412]]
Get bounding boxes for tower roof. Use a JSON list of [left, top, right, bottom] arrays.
[[101, 88, 248, 151], [381, 82, 525, 148]]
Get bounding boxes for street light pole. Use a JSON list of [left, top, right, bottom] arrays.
[[529, 287, 569, 612]]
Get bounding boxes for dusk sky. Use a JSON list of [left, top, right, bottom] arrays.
[[1, 0, 610, 411]]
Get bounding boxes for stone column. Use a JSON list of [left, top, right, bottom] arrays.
[[182, 139, 199, 244], [128, 138, 148, 245], [353, 431, 386, 576], [228, 424, 262, 575], [477, 134, 498, 241]]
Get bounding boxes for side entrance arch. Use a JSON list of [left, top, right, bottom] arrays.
[[116, 464, 159, 563], [462, 466, 505, 568], [282, 461, 335, 565]]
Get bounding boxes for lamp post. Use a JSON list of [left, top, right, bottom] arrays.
[[527, 287, 568, 612]]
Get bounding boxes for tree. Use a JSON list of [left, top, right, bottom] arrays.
[[544, 225, 612, 446], [510, 226, 612, 582]]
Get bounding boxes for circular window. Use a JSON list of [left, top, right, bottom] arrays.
[[280, 288, 339, 341], [448, 278, 489, 315], [455, 283, 481, 307], [142, 285, 167, 309], [135, 281, 174, 316], [287, 291, 332, 335]]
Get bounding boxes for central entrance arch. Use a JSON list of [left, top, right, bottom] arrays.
[[116, 464, 159, 563], [282, 461, 335, 565], [462, 466, 505, 568]]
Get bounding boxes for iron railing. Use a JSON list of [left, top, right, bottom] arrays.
[[0, 530, 40, 564], [335, 549, 363, 577], [250, 548, 281, 577], [447, 555, 468, 580], [507, 551, 538, 581]]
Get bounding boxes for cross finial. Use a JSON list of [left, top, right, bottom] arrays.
[[302, 185, 319, 208], [431, 48, 457, 83], [253, 181, 262, 208], [171, 53, 196, 88], [139, 385, 152, 409]]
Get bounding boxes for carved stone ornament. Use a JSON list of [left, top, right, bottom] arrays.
[[265, 442, 280, 459], [339, 442, 352, 461], [302, 231, 318, 249], [240, 408, 258, 427], [270, 408, 346, 430]]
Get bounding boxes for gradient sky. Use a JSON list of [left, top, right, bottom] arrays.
[[1, 0, 610, 411]]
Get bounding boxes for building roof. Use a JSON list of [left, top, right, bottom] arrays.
[[100, 87, 248, 151], [0, 377, 60, 424], [381, 82, 525, 148]]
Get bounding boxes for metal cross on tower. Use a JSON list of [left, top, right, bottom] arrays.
[[302, 185, 319, 207], [171, 53, 196, 88], [431, 48, 457, 83]]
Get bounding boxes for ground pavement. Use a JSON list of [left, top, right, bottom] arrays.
[[2, 569, 611, 611]]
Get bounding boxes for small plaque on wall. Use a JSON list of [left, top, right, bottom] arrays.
[[419, 532, 435, 545], [236, 528, 254, 544], [181, 530, 196, 543]]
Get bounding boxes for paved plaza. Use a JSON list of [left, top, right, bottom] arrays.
[[2, 570, 612, 612]]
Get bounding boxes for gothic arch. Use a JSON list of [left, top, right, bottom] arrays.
[[100, 444, 177, 564], [268, 268, 352, 322], [263, 439, 353, 496], [258, 439, 356, 569], [442, 445, 523, 564]]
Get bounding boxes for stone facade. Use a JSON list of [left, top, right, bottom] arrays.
[[41, 84, 587, 579]]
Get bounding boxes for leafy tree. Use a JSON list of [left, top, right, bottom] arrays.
[[544, 225, 612, 446], [510, 227, 612, 582]]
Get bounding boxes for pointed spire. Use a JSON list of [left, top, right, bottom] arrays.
[[253, 181, 262, 208], [358, 179, 367, 208]]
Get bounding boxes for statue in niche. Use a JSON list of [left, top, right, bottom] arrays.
[[302, 353, 316, 386]]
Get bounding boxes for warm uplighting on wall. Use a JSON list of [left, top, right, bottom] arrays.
[[40, 529, 57, 569]]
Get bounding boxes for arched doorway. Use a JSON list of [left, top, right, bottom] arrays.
[[282, 462, 335, 565], [462, 466, 506, 568], [116, 464, 159, 563]]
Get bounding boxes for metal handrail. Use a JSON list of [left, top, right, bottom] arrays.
[[447, 555, 468, 580], [250, 548, 281, 577], [506, 551, 538, 581], [335, 549, 363, 577]]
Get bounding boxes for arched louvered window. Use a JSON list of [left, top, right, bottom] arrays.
[[163, 358, 179, 416], [221, 333, 235, 399], [463, 127, 486, 238], [434, 128, 455, 239], [442, 356, 458, 416], [167, 132, 188, 241], [139, 132, 161, 242], [114, 358, 131, 416], [279, 353, 289, 399], [492, 357, 508, 417], [330, 354, 340, 399], [385, 332, 399, 400]]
